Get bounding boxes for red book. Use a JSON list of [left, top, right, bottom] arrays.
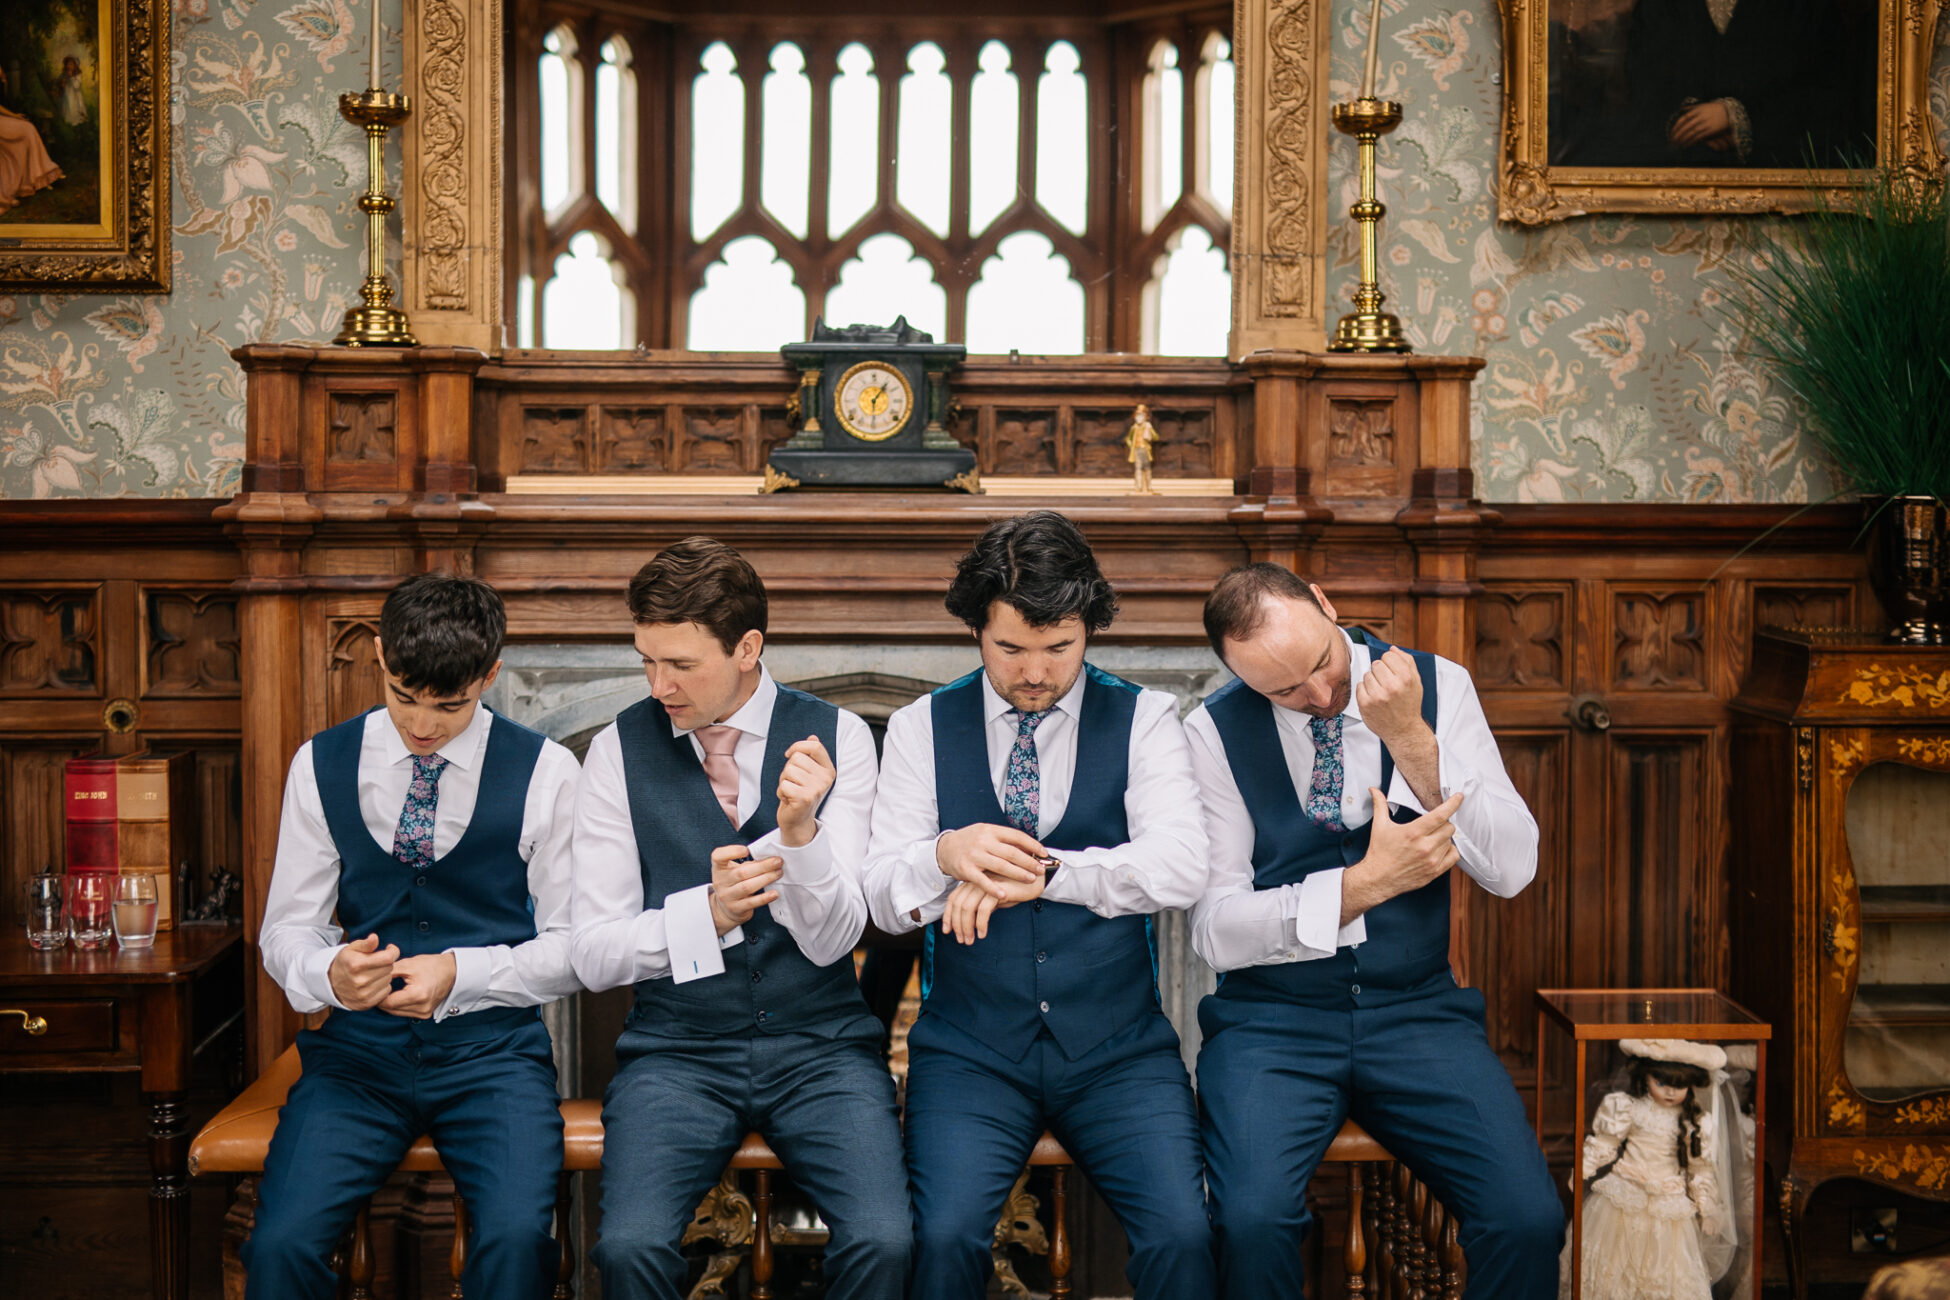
[[64, 757, 121, 873]]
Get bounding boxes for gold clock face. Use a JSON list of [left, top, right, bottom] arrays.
[[834, 361, 913, 442]]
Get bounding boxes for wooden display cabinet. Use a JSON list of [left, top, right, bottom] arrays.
[[1730, 631, 1950, 1298]]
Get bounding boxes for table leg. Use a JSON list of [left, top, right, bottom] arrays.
[[148, 1089, 191, 1300]]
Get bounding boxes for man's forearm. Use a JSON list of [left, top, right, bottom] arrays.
[[1386, 724, 1441, 809]]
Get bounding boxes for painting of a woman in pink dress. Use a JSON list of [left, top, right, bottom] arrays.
[[0, 65, 64, 214]]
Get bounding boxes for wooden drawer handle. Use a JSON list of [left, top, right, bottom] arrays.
[[3, 1009, 49, 1036]]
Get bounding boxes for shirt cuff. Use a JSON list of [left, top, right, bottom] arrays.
[[300, 944, 348, 1011], [890, 840, 955, 921], [754, 825, 838, 889], [437, 947, 490, 1022], [1295, 869, 1349, 955], [666, 884, 734, 984], [1039, 852, 1098, 910]]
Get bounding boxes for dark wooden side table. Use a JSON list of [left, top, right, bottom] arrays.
[[0, 924, 244, 1300]]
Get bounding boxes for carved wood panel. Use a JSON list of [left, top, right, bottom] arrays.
[[328, 622, 386, 728], [1607, 733, 1715, 988], [1, 740, 94, 923], [1073, 409, 1140, 475], [328, 393, 400, 463], [679, 409, 747, 472], [986, 410, 1060, 475], [1323, 398, 1397, 497], [1475, 586, 1567, 691], [521, 407, 589, 473], [0, 588, 100, 695], [1612, 589, 1707, 692], [597, 408, 668, 473], [143, 590, 242, 697], [1754, 584, 1856, 633], [1475, 732, 1567, 1078]]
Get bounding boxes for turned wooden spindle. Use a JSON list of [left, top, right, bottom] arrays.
[[1343, 1161, 1369, 1300], [348, 1204, 376, 1300], [1373, 1161, 1397, 1300], [1440, 1203, 1464, 1300], [552, 1172, 575, 1300], [1361, 1162, 1386, 1300], [1049, 1166, 1074, 1299], [751, 1169, 775, 1300], [1407, 1177, 1430, 1300], [450, 1192, 468, 1298]]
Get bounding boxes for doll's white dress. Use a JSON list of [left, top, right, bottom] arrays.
[[1557, 1092, 1723, 1300]]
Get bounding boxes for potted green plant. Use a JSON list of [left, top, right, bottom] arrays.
[[1722, 170, 1950, 644]]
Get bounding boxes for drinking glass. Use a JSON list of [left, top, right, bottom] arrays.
[[113, 874, 160, 949], [67, 874, 113, 950], [24, 875, 66, 950]]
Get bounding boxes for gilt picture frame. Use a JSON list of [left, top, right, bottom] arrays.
[[0, 0, 169, 291], [1496, 0, 1944, 225]]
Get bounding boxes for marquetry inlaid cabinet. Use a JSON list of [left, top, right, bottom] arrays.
[[1730, 631, 1950, 1298]]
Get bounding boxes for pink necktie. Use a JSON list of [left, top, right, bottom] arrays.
[[695, 724, 742, 826]]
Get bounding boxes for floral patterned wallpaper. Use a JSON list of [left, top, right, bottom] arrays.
[[0, 0, 387, 499], [2, 0, 1946, 501]]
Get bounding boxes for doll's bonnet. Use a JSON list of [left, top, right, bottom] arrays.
[[1619, 1038, 1728, 1071]]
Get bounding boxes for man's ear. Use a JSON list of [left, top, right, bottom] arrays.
[[477, 659, 503, 692], [1308, 583, 1340, 625], [735, 628, 764, 671]]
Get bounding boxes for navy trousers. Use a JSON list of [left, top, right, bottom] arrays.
[[593, 1019, 909, 1300], [1198, 977, 1564, 1300], [243, 1014, 564, 1300], [905, 1010, 1215, 1300]]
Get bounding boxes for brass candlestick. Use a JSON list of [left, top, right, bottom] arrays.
[[1328, 97, 1411, 354], [334, 89, 417, 347]]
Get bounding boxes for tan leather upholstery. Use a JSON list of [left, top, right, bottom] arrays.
[[191, 1044, 1386, 1178]]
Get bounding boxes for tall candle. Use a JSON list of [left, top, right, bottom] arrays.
[[1360, 0, 1384, 100], [369, 0, 382, 89]]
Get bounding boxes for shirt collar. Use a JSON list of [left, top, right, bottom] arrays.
[[377, 699, 493, 772], [980, 667, 1087, 726], [674, 664, 777, 740]]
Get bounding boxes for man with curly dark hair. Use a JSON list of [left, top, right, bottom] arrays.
[[864, 510, 1216, 1300]]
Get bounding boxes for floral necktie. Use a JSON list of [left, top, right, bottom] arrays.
[[1306, 714, 1347, 832], [1001, 708, 1052, 835], [391, 753, 449, 870]]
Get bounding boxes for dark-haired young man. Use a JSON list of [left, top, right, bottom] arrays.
[[1187, 563, 1561, 1300], [248, 574, 582, 1300], [569, 537, 907, 1300], [864, 510, 1215, 1300]]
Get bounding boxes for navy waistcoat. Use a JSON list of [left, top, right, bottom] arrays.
[[311, 707, 545, 1043], [923, 665, 1158, 1063], [614, 684, 872, 1039], [1203, 631, 1448, 1005]]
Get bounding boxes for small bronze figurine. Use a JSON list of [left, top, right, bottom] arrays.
[[1126, 404, 1159, 495]]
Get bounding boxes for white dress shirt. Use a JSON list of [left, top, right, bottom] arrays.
[[862, 669, 1210, 934], [260, 705, 584, 1022], [568, 666, 878, 992], [1186, 630, 1538, 971]]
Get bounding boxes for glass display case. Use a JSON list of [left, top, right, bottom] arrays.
[[1536, 988, 1770, 1300]]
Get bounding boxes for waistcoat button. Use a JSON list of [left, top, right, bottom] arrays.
[[1351, 984, 1361, 995], [1033, 902, 1044, 913], [755, 1010, 770, 1024], [1036, 951, 1047, 963], [751, 969, 764, 984], [417, 921, 431, 933], [1038, 1000, 1050, 1014], [415, 875, 427, 887]]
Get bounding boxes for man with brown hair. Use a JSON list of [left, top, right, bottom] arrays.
[[568, 537, 907, 1300], [1188, 562, 1562, 1300]]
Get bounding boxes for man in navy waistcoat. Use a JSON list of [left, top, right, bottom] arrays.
[[1186, 562, 1562, 1299], [864, 510, 1216, 1300], [249, 574, 584, 1300], [569, 537, 907, 1300]]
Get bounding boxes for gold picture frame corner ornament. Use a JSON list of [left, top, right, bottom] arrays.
[[0, 0, 171, 292]]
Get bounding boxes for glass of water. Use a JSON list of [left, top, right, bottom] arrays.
[[24, 874, 66, 950], [113, 874, 160, 949], [67, 874, 113, 950]]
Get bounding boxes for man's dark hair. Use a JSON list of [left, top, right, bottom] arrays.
[[1203, 563, 1322, 661], [944, 511, 1119, 634], [378, 573, 507, 696], [626, 537, 768, 654]]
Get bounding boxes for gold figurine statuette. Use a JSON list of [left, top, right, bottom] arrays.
[[1126, 404, 1159, 495]]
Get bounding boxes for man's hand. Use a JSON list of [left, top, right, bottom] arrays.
[[380, 952, 458, 1019], [709, 844, 782, 936], [328, 932, 400, 1010], [775, 736, 835, 848], [1339, 788, 1464, 926], [936, 823, 1045, 899], [1355, 647, 1429, 751], [940, 871, 1046, 944]]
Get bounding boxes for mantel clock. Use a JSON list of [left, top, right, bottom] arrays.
[[770, 318, 975, 490]]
